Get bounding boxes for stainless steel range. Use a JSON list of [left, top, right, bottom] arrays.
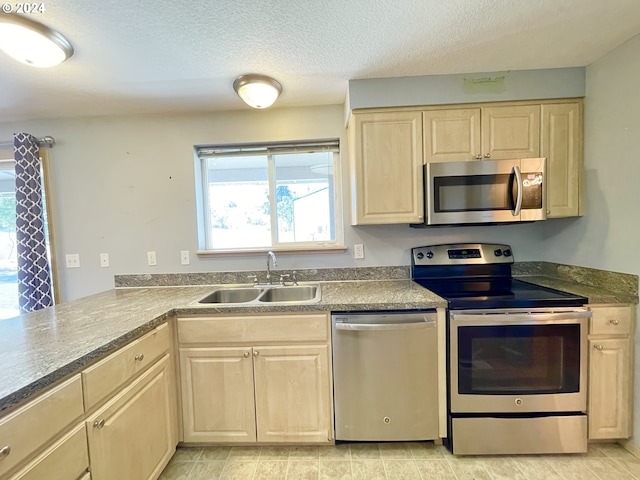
[[411, 243, 591, 455]]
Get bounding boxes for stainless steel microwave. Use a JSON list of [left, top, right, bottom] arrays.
[[423, 158, 546, 226]]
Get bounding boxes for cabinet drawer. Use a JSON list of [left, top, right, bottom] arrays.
[[0, 375, 84, 477], [178, 313, 329, 345], [82, 323, 170, 409], [589, 306, 632, 336], [10, 423, 89, 480]]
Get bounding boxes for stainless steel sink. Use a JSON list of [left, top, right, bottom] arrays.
[[193, 284, 321, 306], [197, 287, 263, 304], [258, 285, 319, 303]]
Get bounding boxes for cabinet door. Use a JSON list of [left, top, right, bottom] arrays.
[[86, 354, 176, 480], [179, 347, 256, 443], [542, 103, 583, 218], [481, 105, 540, 160], [588, 338, 631, 439], [350, 111, 424, 224], [253, 345, 332, 443], [423, 108, 481, 163]]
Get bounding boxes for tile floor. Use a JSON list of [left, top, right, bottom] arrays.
[[158, 441, 640, 480]]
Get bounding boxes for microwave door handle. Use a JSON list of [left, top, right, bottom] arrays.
[[511, 165, 523, 216]]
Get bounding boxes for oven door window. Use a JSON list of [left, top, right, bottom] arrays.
[[433, 173, 515, 213], [457, 324, 580, 395]]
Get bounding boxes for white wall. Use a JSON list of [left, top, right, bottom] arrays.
[[543, 34, 640, 447], [0, 105, 547, 301]]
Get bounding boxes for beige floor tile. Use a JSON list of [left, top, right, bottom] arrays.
[[189, 460, 226, 480], [613, 457, 640, 477], [378, 442, 413, 459], [287, 460, 320, 480], [219, 460, 258, 480], [319, 444, 351, 459], [253, 460, 288, 479], [228, 446, 262, 459], [585, 458, 638, 480], [482, 457, 528, 480], [171, 447, 203, 462], [290, 446, 321, 459], [406, 441, 448, 459], [544, 457, 603, 480], [511, 457, 564, 480], [199, 446, 232, 461], [351, 459, 387, 479], [259, 446, 291, 459], [319, 460, 353, 480], [158, 461, 195, 480], [446, 457, 492, 480], [599, 444, 638, 459], [383, 459, 421, 479], [414, 459, 457, 480], [350, 443, 381, 459]]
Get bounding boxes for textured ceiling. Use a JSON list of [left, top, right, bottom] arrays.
[[1, 0, 640, 122]]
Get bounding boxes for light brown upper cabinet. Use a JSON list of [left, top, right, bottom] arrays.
[[349, 111, 424, 225], [542, 102, 583, 218], [349, 99, 582, 225], [423, 105, 540, 163]]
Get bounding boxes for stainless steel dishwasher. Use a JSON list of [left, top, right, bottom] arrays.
[[332, 311, 439, 441]]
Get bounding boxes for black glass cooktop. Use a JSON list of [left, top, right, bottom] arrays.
[[413, 278, 587, 310]]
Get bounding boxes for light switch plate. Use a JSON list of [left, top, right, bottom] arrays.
[[100, 253, 110, 268], [147, 251, 157, 266], [180, 250, 190, 265]]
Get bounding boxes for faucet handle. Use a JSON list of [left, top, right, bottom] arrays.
[[279, 273, 290, 286], [247, 274, 258, 286], [291, 270, 298, 286]]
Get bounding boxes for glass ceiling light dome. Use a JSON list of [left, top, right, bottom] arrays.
[[233, 74, 282, 109], [0, 14, 73, 68]]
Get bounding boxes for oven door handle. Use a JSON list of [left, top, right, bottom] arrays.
[[511, 165, 523, 216], [451, 310, 591, 326], [335, 320, 436, 331]]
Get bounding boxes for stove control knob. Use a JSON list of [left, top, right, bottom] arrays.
[[416, 252, 424, 260], [503, 249, 512, 257], [494, 249, 503, 257], [426, 251, 434, 259]]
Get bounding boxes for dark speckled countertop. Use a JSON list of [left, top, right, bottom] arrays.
[[0, 280, 445, 414]]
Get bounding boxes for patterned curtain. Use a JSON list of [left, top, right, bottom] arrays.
[[14, 133, 54, 313]]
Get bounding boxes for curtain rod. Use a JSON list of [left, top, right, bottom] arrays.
[[0, 136, 56, 149]]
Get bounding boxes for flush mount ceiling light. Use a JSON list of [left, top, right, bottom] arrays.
[[0, 14, 73, 68], [233, 74, 282, 109]]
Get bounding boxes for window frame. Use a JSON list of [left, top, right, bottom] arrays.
[[194, 140, 345, 255]]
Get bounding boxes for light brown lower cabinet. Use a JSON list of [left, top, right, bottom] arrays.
[[86, 354, 176, 480], [587, 304, 634, 439], [178, 313, 333, 444]]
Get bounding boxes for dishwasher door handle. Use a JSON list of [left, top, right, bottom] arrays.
[[335, 320, 435, 331]]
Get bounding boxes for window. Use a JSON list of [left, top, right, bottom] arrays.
[[195, 140, 343, 252]]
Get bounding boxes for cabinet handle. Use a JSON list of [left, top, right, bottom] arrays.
[[0, 445, 10, 459], [475, 154, 482, 160], [594, 344, 604, 351], [254, 351, 259, 357], [243, 351, 250, 358], [134, 354, 145, 361], [484, 153, 491, 158], [609, 319, 620, 326], [93, 419, 105, 429]]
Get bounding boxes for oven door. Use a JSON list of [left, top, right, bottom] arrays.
[[426, 158, 546, 225], [449, 308, 590, 414]]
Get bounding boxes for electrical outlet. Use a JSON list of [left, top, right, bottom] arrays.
[[65, 254, 80, 268], [100, 253, 110, 268], [180, 250, 190, 265], [354, 243, 365, 259], [147, 251, 157, 266]]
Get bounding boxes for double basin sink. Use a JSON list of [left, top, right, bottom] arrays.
[[193, 284, 321, 306]]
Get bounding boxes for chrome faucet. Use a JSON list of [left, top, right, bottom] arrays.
[[266, 251, 277, 284]]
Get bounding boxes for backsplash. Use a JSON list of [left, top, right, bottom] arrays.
[[116, 262, 638, 299]]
